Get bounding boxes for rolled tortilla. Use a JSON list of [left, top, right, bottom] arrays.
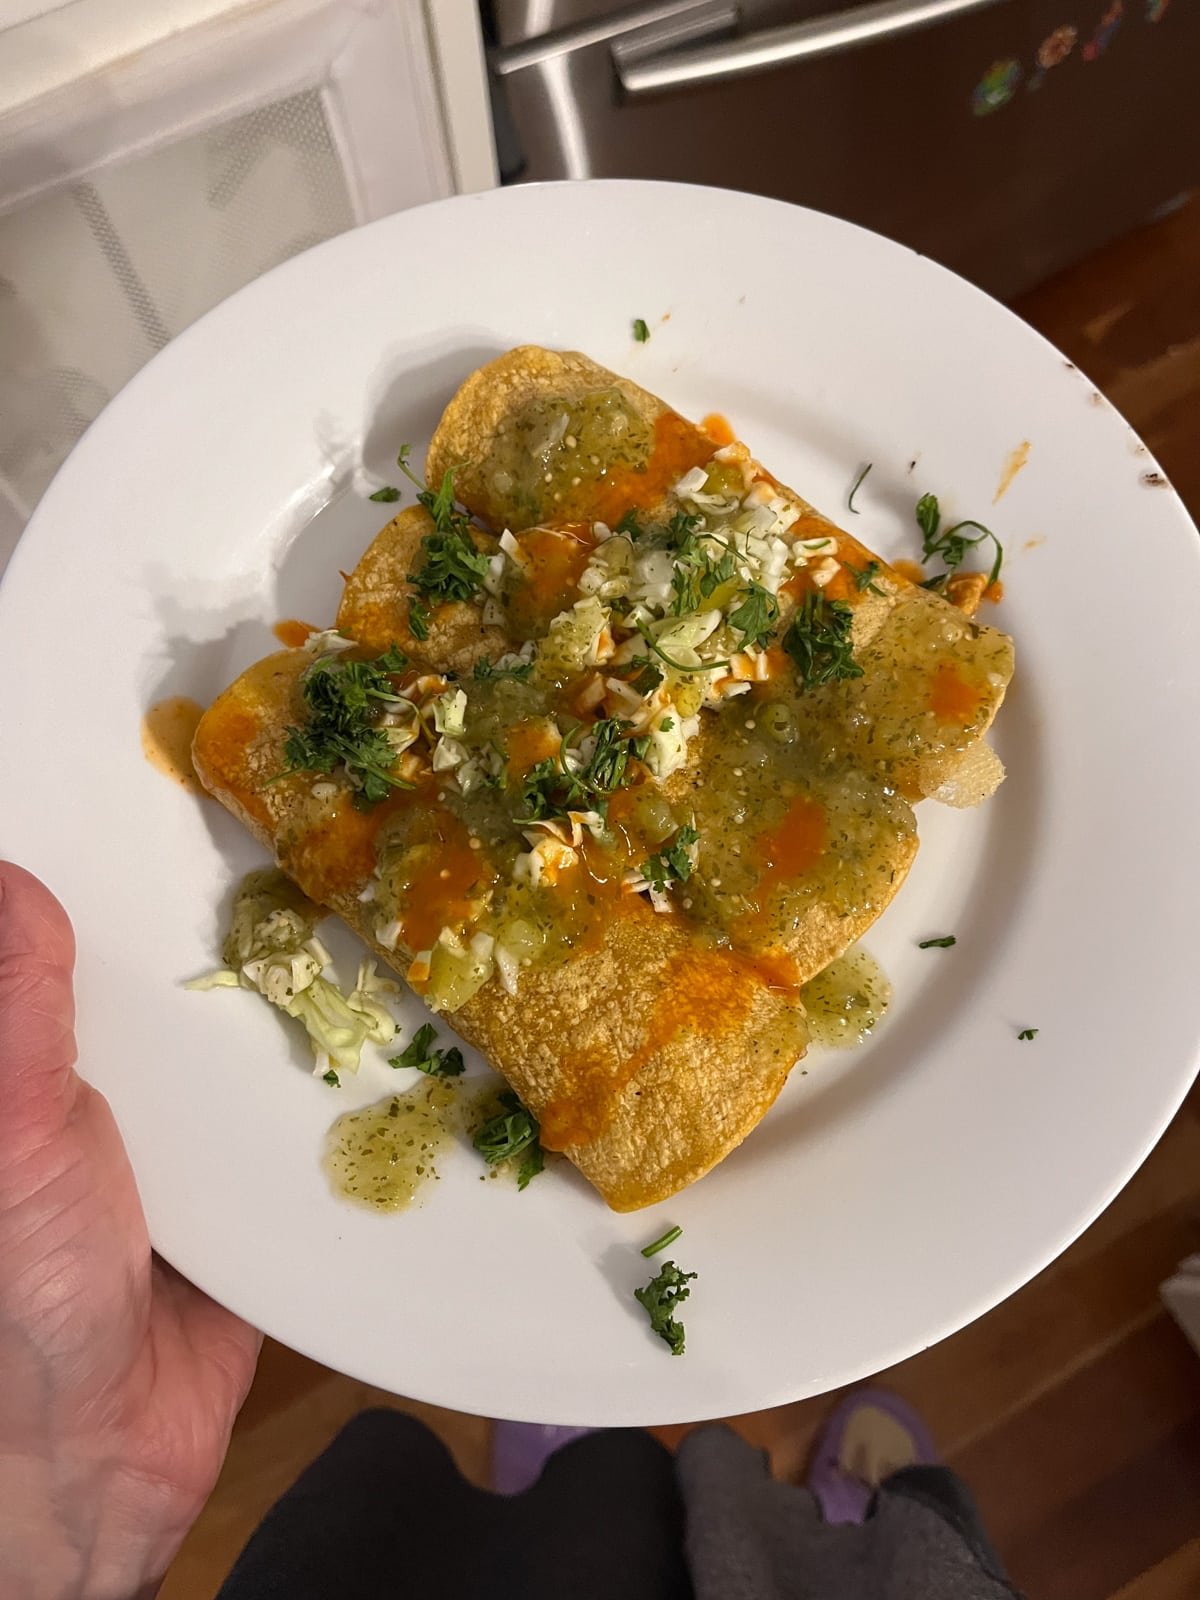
[[195, 346, 1014, 1211], [192, 650, 808, 1210], [428, 347, 1014, 807]]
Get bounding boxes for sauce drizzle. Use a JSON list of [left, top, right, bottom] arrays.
[[141, 696, 204, 794]]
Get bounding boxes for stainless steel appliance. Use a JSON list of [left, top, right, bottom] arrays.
[[484, 0, 1198, 298]]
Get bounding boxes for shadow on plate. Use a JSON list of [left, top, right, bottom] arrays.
[[139, 330, 506, 704]]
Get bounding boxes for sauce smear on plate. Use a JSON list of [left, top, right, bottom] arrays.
[[141, 696, 204, 794], [325, 1081, 459, 1211], [800, 948, 891, 1047]]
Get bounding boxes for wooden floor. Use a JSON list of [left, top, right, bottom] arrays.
[[162, 196, 1200, 1600]]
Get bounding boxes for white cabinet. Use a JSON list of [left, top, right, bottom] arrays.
[[0, 0, 496, 559]]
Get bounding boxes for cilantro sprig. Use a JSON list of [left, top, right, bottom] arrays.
[[398, 446, 490, 604], [845, 559, 884, 596], [915, 493, 1003, 590], [388, 1022, 465, 1078], [474, 657, 534, 683], [635, 1260, 697, 1356], [643, 825, 699, 892], [473, 1090, 544, 1189], [847, 461, 872, 513], [727, 583, 779, 651], [641, 1225, 682, 1259], [782, 593, 863, 691], [281, 644, 414, 808], [638, 637, 731, 677], [516, 718, 649, 822], [671, 532, 736, 615]]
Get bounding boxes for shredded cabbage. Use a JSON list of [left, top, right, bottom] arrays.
[[187, 868, 397, 1073]]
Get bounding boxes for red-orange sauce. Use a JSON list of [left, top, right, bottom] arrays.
[[509, 524, 596, 633], [506, 719, 561, 778], [755, 796, 827, 887], [141, 696, 204, 795], [749, 948, 806, 993], [928, 663, 982, 723], [286, 787, 414, 902], [993, 440, 1031, 503], [781, 565, 854, 606], [539, 940, 764, 1151], [397, 813, 489, 953], [589, 411, 715, 526], [273, 619, 318, 648], [892, 558, 926, 586], [190, 697, 272, 826], [983, 579, 1005, 604], [701, 412, 735, 447]]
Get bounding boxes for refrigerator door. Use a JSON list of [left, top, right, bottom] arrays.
[[488, 0, 1200, 299]]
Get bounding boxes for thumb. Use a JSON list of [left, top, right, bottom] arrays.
[[0, 861, 79, 1155]]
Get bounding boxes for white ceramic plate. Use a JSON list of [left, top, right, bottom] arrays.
[[2, 182, 1198, 1426]]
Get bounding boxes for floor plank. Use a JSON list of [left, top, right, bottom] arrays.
[[1109, 1538, 1200, 1600]]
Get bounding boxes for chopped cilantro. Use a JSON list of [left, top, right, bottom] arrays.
[[630, 660, 665, 696], [915, 493, 1003, 588], [640, 638, 731, 676], [659, 716, 675, 731], [845, 559, 885, 596], [781, 593, 862, 691], [322, 1068, 340, 1087], [517, 717, 647, 822], [369, 485, 401, 503], [1018, 1027, 1039, 1041], [473, 1090, 542, 1176], [671, 531, 737, 616], [281, 645, 414, 808], [635, 1260, 696, 1356], [615, 509, 643, 539], [515, 758, 570, 822], [917, 935, 957, 949], [641, 1225, 682, 1259], [517, 1144, 545, 1190], [633, 317, 650, 342], [408, 599, 430, 641], [397, 446, 490, 604], [643, 825, 699, 892], [587, 719, 643, 793], [389, 1021, 465, 1077], [474, 657, 534, 683], [727, 582, 779, 651], [668, 511, 701, 545], [847, 461, 872, 513]]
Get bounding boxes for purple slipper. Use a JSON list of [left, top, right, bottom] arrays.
[[807, 1387, 939, 1524], [491, 1422, 596, 1494]]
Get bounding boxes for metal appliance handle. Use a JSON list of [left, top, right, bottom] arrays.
[[618, 0, 1004, 93], [491, 0, 736, 76]]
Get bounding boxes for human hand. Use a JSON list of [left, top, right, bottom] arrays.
[[0, 863, 262, 1599]]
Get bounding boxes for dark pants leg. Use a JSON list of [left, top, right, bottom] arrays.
[[880, 1465, 1010, 1586], [217, 1409, 693, 1600]]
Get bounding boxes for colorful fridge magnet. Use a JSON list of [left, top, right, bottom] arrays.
[[1146, 0, 1169, 20], [1082, 0, 1123, 59], [972, 58, 1022, 115], [1027, 23, 1078, 89]]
